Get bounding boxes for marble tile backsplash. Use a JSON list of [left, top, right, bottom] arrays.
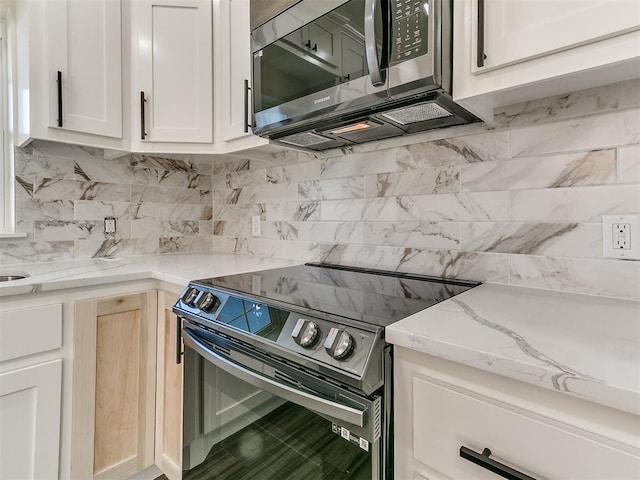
[[2, 142, 215, 263], [2, 79, 639, 300], [212, 79, 640, 300]]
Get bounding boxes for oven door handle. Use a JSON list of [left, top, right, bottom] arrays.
[[183, 329, 367, 427]]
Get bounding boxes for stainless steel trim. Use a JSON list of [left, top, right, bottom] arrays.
[[365, 0, 385, 87], [183, 328, 367, 427]]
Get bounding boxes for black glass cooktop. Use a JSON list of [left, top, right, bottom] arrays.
[[195, 263, 479, 328]]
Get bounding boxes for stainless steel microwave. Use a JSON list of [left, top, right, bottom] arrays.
[[250, 0, 479, 151]]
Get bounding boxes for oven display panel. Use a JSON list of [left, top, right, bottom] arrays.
[[217, 296, 289, 341]]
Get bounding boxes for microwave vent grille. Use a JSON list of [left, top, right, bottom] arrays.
[[278, 131, 331, 147], [380, 102, 452, 125]]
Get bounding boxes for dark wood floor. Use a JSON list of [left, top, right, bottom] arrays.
[[166, 403, 371, 480]]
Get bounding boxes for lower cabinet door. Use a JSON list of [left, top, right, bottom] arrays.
[[155, 291, 183, 480], [0, 360, 62, 480], [71, 291, 157, 480]]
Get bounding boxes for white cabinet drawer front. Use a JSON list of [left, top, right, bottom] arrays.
[[413, 377, 640, 480], [0, 303, 62, 362]]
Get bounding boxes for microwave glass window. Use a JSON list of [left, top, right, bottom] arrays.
[[254, 0, 382, 113]]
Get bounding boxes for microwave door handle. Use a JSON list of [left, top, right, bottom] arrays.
[[182, 329, 366, 427], [365, 0, 386, 87]]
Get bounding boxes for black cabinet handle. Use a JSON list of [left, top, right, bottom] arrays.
[[477, 0, 487, 67], [460, 446, 537, 480], [176, 315, 183, 365], [56, 71, 63, 127], [140, 91, 147, 140], [244, 79, 251, 133]]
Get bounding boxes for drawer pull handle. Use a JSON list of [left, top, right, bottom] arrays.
[[460, 446, 538, 480]]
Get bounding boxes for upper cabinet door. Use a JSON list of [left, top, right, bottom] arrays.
[[474, 0, 640, 73], [134, 0, 213, 143], [47, 0, 123, 138]]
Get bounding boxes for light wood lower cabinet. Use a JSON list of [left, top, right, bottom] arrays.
[[71, 291, 157, 480], [155, 291, 183, 480]]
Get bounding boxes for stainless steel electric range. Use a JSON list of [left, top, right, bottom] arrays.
[[173, 263, 479, 480]]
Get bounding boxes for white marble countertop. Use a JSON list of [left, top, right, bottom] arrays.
[[387, 283, 640, 416], [0, 253, 298, 296]]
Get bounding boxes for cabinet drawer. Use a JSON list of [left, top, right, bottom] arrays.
[[0, 303, 62, 362], [413, 377, 640, 480]]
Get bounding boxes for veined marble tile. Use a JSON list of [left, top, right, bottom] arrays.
[[462, 149, 616, 192], [397, 192, 509, 222], [129, 154, 211, 174], [159, 204, 211, 221], [213, 188, 250, 205], [35, 178, 131, 202], [213, 220, 249, 238], [252, 183, 299, 203], [264, 201, 319, 221], [211, 158, 250, 176], [131, 219, 163, 239], [159, 236, 213, 254], [400, 130, 510, 166], [510, 108, 640, 158], [14, 150, 73, 179], [238, 237, 315, 261], [267, 161, 321, 184], [295, 221, 364, 244], [365, 165, 459, 197], [267, 149, 316, 168], [495, 82, 624, 128], [75, 238, 159, 259], [74, 201, 159, 220], [320, 197, 397, 221], [131, 185, 203, 205], [74, 159, 159, 185], [299, 176, 365, 200], [199, 220, 213, 235], [363, 221, 460, 249], [396, 248, 509, 283], [213, 203, 262, 221], [15, 176, 34, 199], [212, 236, 241, 253], [34, 220, 107, 241], [17, 199, 74, 221], [158, 170, 212, 190], [27, 139, 104, 161], [461, 223, 602, 258], [510, 185, 640, 222], [618, 78, 640, 109], [162, 221, 199, 237], [316, 244, 397, 270], [509, 255, 640, 300], [213, 169, 265, 190], [200, 190, 212, 205], [0, 241, 74, 264], [320, 150, 401, 178], [259, 221, 299, 241], [617, 145, 640, 184]]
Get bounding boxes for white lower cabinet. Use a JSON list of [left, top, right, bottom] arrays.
[[0, 302, 64, 480], [395, 347, 640, 480], [0, 360, 63, 480]]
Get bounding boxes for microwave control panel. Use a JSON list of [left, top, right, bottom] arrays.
[[390, 0, 428, 65]]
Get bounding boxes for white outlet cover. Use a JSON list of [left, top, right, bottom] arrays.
[[602, 214, 640, 260], [251, 215, 261, 237]]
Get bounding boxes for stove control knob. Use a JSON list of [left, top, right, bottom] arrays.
[[291, 318, 320, 348], [324, 328, 354, 360], [182, 287, 199, 306], [196, 292, 220, 312]]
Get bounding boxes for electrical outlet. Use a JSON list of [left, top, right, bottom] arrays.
[[251, 215, 261, 237], [104, 217, 116, 235], [602, 215, 640, 260]]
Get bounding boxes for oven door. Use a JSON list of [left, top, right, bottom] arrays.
[[181, 326, 385, 480]]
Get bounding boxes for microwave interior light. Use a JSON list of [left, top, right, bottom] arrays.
[[330, 123, 372, 134]]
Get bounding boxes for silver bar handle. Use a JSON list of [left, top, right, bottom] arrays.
[[364, 0, 386, 87], [182, 329, 366, 427]]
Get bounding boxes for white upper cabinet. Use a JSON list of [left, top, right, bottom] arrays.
[[453, 0, 640, 120], [215, 0, 268, 150], [46, 0, 122, 138], [131, 0, 213, 145]]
